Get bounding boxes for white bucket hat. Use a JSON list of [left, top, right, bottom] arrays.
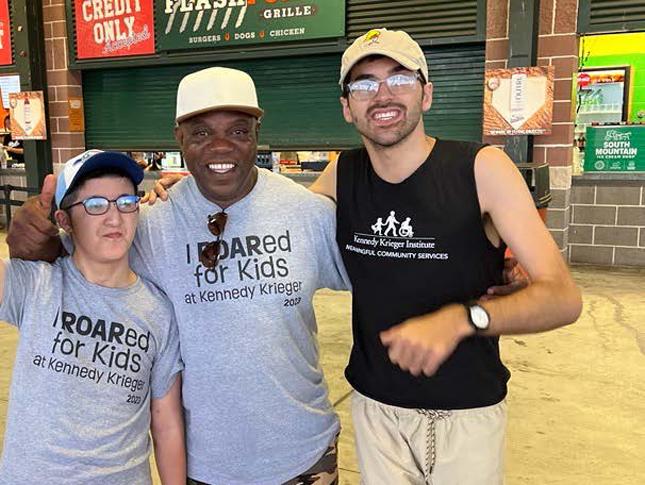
[[176, 67, 264, 123]]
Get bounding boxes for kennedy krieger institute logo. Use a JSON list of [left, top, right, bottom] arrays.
[[370, 210, 414, 238], [345, 210, 449, 261]]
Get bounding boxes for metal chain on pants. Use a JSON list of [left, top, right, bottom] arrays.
[[417, 409, 451, 482]]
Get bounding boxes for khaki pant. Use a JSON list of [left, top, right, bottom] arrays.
[[352, 391, 507, 485]]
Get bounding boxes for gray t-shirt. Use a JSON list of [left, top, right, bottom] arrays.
[[131, 169, 349, 485], [0, 257, 182, 485]]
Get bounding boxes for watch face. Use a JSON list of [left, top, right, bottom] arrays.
[[471, 305, 490, 329]]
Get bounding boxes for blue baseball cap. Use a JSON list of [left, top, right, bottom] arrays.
[[55, 150, 144, 209]]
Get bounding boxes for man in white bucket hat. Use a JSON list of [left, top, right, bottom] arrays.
[[160, 66, 348, 485], [7, 66, 348, 485]]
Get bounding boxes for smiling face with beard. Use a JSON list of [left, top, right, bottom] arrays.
[[340, 56, 433, 150]]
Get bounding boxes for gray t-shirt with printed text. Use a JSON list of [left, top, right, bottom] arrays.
[[0, 257, 182, 485], [131, 169, 349, 485]]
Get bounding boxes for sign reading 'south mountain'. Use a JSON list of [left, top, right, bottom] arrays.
[[584, 125, 645, 172], [156, 0, 345, 51]]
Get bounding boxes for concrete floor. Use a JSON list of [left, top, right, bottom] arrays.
[[0, 234, 643, 484]]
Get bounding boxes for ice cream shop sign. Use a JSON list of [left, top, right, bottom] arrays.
[[74, 0, 155, 59], [585, 126, 645, 172]]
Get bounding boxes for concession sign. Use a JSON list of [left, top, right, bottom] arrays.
[[156, 0, 345, 51], [74, 0, 155, 59]]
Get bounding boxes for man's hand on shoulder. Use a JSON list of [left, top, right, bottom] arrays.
[[482, 256, 530, 300], [141, 173, 185, 205], [7, 174, 62, 262]]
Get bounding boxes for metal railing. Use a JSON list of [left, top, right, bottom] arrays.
[[0, 184, 39, 227]]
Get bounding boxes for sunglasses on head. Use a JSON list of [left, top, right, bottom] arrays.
[[200, 211, 227, 269]]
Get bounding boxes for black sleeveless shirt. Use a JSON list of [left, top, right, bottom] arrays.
[[336, 139, 510, 409]]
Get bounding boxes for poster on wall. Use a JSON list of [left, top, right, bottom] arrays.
[[483, 67, 555, 136], [0, 0, 12, 65], [9, 91, 47, 140], [0, 74, 20, 123], [68, 96, 85, 132], [74, 0, 155, 59], [157, 0, 346, 51]]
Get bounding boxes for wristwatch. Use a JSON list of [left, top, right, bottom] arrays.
[[464, 302, 490, 332]]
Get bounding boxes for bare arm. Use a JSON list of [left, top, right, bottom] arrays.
[[380, 147, 582, 376], [151, 375, 185, 485], [309, 158, 338, 201], [6, 174, 63, 262], [472, 146, 581, 333]]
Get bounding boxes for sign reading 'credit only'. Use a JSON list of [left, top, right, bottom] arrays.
[[74, 0, 155, 59], [156, 0, 345, 51]]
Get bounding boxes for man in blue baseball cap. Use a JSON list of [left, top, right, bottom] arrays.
[[0, 151, 185, 484]]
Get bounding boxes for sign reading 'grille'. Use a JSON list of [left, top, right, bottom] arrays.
[[156, 0, 345, 51]]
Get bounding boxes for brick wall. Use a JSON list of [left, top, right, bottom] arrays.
[[42, 0, 85, 166], [484, 0, 509, 70], [485, 0, 579, 260], [570, 180, 645, 266], [536, 0, 578, 261]]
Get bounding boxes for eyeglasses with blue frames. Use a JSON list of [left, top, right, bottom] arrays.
[[64, 195, 141, 216], [346, 72, 423, 101]]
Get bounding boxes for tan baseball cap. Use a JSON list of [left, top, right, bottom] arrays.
[[339, 28, 429, 85], [176, 67, 264, 123]]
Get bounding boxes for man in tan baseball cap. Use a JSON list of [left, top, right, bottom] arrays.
[[311, 28, 581, 484]]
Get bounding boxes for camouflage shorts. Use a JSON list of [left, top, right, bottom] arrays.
[[283, 437, 339, 485], [186, 437, 338, 485]]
